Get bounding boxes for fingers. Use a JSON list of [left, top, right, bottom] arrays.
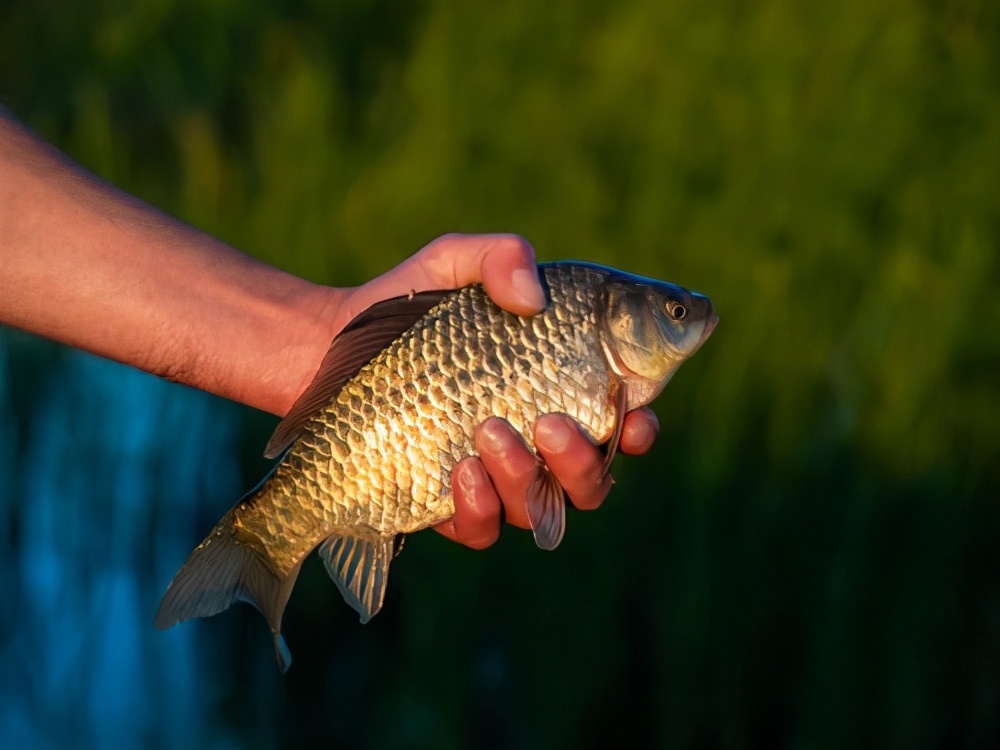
[[474, 414, 614, 522], [438, 410, 660, 549], [434, 458, 502, 550], [619, 408, 659, 456], [473, 418, 536, 530], [419, 233, 546, 316], [533, 414, 612, 511], [433, 417, 539, 550]]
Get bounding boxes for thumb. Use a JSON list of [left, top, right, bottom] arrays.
[[419, 233, 546, 316]]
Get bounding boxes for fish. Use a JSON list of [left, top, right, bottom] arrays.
[[155, 261, 718, 671]]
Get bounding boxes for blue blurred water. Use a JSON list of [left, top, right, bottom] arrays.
[[0, 335, 253, 749]]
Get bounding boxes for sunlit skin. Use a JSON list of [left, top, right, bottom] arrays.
[[0, 110, 658, 550]]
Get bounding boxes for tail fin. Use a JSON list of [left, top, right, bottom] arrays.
[[155, 514, 301, 672]]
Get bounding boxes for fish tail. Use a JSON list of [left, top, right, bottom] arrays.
[[155, 512, 300, 672]]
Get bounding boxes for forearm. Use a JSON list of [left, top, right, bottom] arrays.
[[0, 111, 338, 416]]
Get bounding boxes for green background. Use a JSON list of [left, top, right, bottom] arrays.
[[1, 1, 997, 748]]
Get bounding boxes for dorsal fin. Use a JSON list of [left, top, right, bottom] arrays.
[[264, 290, 450, 458]]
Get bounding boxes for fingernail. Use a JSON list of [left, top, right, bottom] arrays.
[[457, 461, 479, 494], [511, 267, 546, 311], [477, 420, 508, 456], [535, 417, 572, 453], [625, 418, 650, 447]]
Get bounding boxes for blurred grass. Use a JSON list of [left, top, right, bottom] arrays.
[[1, 0, 998, 748]]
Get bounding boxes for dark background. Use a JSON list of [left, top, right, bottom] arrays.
[[1, 1, 997, 748]]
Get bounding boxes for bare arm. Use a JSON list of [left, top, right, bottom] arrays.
[[0, 110, 658, 549], [0, 109, 334, 415]]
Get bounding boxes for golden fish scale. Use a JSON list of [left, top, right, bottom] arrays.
[[234, 265, 618, 576]]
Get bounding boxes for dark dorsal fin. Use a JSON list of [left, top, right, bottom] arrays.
[[263, 290, 451, 459]]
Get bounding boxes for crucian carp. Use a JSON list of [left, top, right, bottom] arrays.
[[156, 262, 718, 670]]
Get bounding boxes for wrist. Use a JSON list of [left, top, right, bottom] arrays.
[[177, 260, 346, 418], [265, 280, 345, 417]]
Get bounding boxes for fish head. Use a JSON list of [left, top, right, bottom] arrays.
[[601, 273, 718, 408]]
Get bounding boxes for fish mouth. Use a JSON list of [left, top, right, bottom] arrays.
[[688, 305, 718, 354], [699, 312, 719, 344], [685, 293, 718, 349]]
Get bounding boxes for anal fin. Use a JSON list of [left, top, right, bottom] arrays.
[[318, 529, 395, 623]]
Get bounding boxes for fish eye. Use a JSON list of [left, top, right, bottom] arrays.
[[666, 301, 687, 321]]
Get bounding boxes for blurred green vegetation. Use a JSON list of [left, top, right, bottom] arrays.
[[1, 0, 997, 748]]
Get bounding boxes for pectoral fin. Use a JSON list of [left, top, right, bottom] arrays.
[[318, 529, 395, 623], [600, 383, 629, 478], [526, 467, 566, 551]]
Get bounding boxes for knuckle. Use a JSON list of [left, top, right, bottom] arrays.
[[431, 232, 464, 248], [467, 528, 500, 550], [484, 233, 534, 264], [497, 232, 531, 251]]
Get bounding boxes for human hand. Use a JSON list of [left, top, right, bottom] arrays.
[[0, 114, 659, 549], [332, 233, 660, 549]]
